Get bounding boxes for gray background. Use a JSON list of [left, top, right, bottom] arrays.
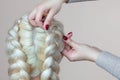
[[1, 0, 120, 80]]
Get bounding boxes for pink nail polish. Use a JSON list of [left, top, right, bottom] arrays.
[[68, 32, 72, 35], [63, 35, 68, 40], [45, 24, 49, 30]]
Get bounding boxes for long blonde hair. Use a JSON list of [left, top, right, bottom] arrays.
[[6, 14, 64, 80]]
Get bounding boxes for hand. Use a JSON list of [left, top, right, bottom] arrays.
[[62, 32, 102, 62], [28, 0, 67, 30]]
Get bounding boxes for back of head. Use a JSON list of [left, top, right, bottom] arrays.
[[6, 14, 64, 80]]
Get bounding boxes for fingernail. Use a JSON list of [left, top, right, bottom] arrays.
[[68, 32, 72, 35], [63, 35, 68, 40], [45, 24, 49, 30]]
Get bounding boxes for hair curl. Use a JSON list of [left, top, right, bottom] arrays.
[[6, 14, 64, 80]]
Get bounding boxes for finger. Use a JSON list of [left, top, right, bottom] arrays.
[[35, 10, 44, 28], [63, 32, 77, 48], [66, 32, 73, 38], [65, 42, 72, 50], [43, 9, 55, 30], [62, 42, 71, 55], [65, 38, 77, 48], [64, 32, 73, 49], [62, 48, 68, 56], [28, 10, 37, 26], [63, 42, 71, 52]]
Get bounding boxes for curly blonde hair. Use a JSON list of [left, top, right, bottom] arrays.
[[6, 14, 64, 80]]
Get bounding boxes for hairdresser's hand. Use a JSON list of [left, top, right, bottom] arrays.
[[62, 32, 102, 62], [28, 0, 67, 30]]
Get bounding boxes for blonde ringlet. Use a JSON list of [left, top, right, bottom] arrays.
[[6, 14, 64, 80]]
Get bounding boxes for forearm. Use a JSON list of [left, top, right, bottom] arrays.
[[67, 0, 95, 3], [96, 51, 120, 79]]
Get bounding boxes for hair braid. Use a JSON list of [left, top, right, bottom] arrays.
[[18, 15, 40, 78], [6, 14, 64, 80], [6, 18, 31, 80], [40, 20, 64, 80]]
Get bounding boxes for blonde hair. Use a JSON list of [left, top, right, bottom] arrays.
[[6, 14, 64, 80]]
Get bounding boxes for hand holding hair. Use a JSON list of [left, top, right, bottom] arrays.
[[62, 32, 102, 62], [28, 0, 68, 30], [62, 32, 120, 79]]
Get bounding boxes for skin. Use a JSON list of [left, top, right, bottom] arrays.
[[28, 0, 67, 29], [29, 0, 102, 80], [31, 75, 40, 80], [62, 32, 102, 62]]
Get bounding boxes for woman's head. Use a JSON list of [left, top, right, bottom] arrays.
[[6, 14, 64, 80]]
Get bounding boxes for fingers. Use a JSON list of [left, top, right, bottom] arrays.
[[63, 49, 75, 61], [62, 42, 72, 54], [28, 6, 48, 29], [63, 32, 77, 48], [62, 47, 76, 62], [62, 32, 76, 60], [28, 0, 63, 30], [28, 10, 37, 26], [29, 8, 54, 30], [35, 9, 44, 28], [66, 32, 73, 38], [43, 9, 55, 29]]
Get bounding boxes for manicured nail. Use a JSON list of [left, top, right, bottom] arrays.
[[45, 24, 49, 30], [63, 35, 68, 40], [68, 32, 72, 35]]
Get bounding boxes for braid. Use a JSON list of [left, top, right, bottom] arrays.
[[6, 18, 31, 80], [35, 20, 64, 80], [18, 15, 40, 77], [6, 14, 64, 80]]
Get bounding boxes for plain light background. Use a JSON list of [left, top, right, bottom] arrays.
[[1, 0, 120, 80]]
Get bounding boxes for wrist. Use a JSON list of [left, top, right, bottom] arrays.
[[90, 50, 102, 62], [61, 0, 69, 3], [84, 46, 103, 62]]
